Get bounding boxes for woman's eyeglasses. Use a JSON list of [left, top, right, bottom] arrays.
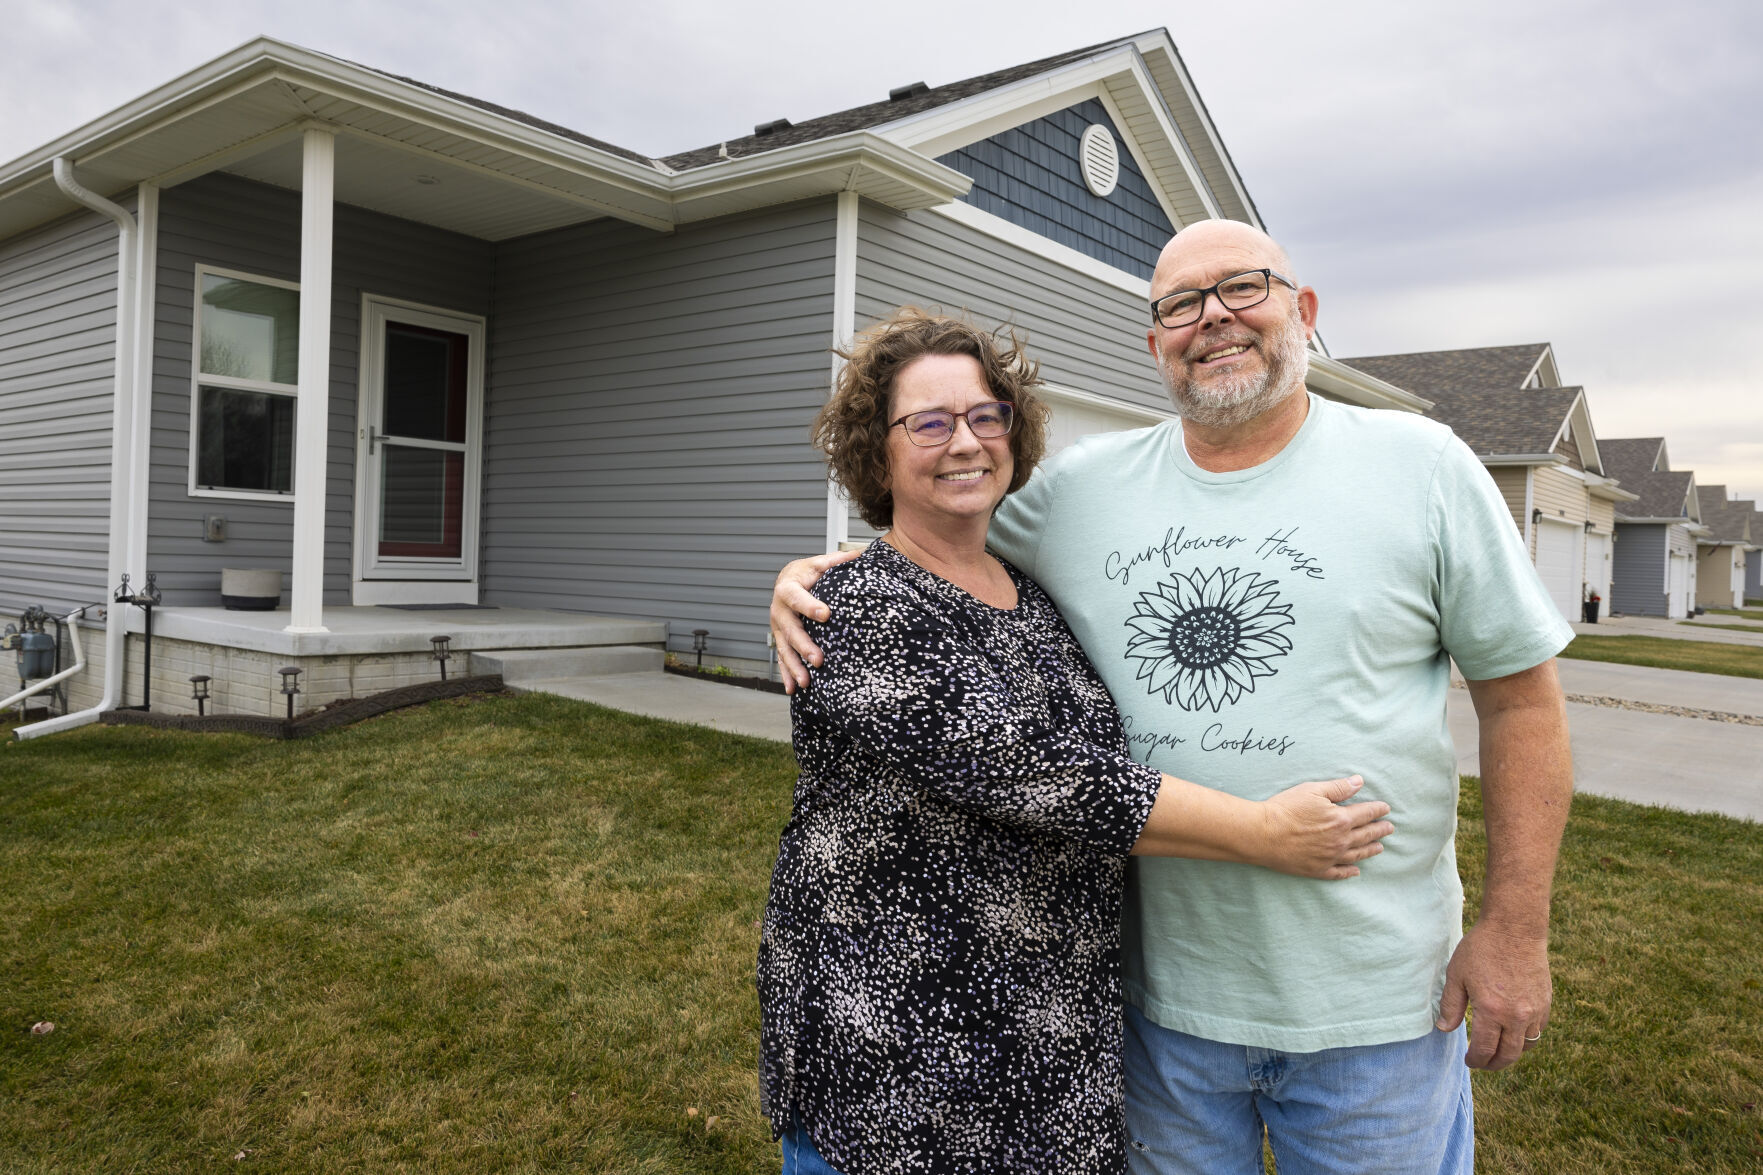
[[890, 401, 1016, 447]]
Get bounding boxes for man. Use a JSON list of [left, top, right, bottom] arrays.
[[771, 220, 1574, 1174]]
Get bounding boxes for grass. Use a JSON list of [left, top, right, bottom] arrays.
[[1559, 634, 1763, 679], [3, 697, 1760, 1172]]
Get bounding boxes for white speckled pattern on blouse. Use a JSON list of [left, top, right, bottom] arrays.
[[758, 540, 1163, 1175]]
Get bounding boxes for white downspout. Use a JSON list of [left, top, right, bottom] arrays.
[[19, 160, 140, 739]]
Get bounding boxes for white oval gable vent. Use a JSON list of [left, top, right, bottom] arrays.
[[1079, 124, 1120, 197]]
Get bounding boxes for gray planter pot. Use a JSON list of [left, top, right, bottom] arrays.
[[221, 567, 283, 611]]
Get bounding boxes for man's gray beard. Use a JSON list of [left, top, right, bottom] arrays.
[[1159, 305, 1311, 428]]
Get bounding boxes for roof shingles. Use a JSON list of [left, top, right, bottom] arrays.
[[1340, 344, 1550, 395]]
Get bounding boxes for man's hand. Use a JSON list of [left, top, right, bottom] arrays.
[[770, 550, 861, 693], [1435, 921, 1550, 1070], [1442, 658, 1573, 1070]]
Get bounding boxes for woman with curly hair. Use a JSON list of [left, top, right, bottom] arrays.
[[757, 308, 1391, 1175]]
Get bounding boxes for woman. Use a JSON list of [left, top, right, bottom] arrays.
[[758, 309, 1391, 1175]]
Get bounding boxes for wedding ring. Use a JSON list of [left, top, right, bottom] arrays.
[[1523, 1032, 1543, 1042]]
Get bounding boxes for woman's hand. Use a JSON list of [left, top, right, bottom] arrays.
[[1252, 776, 1394, 879]]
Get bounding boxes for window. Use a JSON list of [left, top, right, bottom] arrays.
[[190, 268, 300, 497]]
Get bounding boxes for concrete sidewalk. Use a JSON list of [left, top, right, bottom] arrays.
[[1448, 694, 1761, 822], [523, 671, 791, 743], [1576, 613, 1763, 647], [519, 662, 1761, 823], [1553, 659, 1763, 717]]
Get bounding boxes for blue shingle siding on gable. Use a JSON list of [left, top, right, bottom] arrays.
[[936, 99, 1176, 281]]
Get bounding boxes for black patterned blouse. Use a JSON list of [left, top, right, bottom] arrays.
[[758, 540, 1164, 1175]]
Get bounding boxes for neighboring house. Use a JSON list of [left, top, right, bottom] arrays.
[[1599, 437, 1707, 618], [1342, 343, 1634, 622], [1693, 486, 1755, 610], [0, 31, 1421, 728], [1745, 500, 1763, 601]]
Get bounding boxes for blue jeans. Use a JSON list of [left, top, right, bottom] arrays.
[[780, 1126, 845, 1175], [1123, 1005, 1473, 1175]]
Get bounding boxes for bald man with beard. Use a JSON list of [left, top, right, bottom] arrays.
[[772, 220, 1574, 1175]]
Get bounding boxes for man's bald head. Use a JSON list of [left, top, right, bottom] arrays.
[[1151, 220, 1294, 299]]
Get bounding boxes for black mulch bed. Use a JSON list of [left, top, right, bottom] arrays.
[[664, 663, 787, 695], [99, 675, 506, 738]]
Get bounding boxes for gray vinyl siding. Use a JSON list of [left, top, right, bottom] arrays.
[[856, 203, 1166, 413], [1746, 548, 1760, 598], [481, 201, 837, 664], [848, 202, 1166, 543], [148, 173, 493, 605], [937, 99, 1175, 281], [1611, 523, 1666, 616], [0, 204, 121, 616]]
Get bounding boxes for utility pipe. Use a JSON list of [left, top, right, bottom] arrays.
[[3, 605, 95, 719], [21, 159, 141, 739]]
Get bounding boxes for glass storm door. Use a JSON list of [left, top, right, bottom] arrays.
[[358, 299, 484, 583]]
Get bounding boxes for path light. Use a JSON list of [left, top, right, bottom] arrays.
[[190, 674, 211, 716], [278, 666, 302, 721], [692, 629, 709, 667], [431, 635, 453, 681]]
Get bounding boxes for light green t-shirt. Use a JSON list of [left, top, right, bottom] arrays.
[[988, 394, 1574, 1052]]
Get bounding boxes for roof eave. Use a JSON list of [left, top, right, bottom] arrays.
[[1306, 354, 1430, 413], [1479, 453, 1566, 466]]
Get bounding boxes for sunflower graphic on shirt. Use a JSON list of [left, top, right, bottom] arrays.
[[1124, 567, 1294, 712]]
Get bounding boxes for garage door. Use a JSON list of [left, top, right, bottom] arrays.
[[1534, 517, 1583, 623], [1668, 553, 1691, 618]]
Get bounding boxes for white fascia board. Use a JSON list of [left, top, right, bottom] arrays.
[[928, 200, 1149, 298], [1119, 47, 1222, 221], [1306, 354, 1431, 413], [1090, 86, 1187, 231], [670, 131, 970, 207], [1040, 381, 1176, 423], [0, 38, 681, 231], [1584, 472, 1641, 502], [1132, 32, 1262, 229], [1480, 454, 1567, 466]]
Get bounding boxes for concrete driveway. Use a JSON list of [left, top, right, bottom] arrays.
[[1449, 659, 1763, 822], [1577, 613, 1763, 647]]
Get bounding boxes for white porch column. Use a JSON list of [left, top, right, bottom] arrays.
[[825, 190, 858, 552], [287, 127, 336, 633]]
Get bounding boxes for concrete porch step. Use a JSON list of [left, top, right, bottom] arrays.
[[469, 645, 663, 682]]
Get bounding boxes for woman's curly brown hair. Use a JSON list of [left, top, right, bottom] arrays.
[[812, 307, 1050, 530]]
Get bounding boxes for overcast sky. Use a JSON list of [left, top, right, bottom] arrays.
[[5, 0, 1759, 502]]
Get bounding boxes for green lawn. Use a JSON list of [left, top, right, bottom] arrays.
[[1560, 634, 1763, 679], [3, 697, 1759, 1173]]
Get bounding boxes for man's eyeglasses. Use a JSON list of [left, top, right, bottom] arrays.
[[890, 401, 1016, 447], [1150, 269, 1297, 329]]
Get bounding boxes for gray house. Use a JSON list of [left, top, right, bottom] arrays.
[[1342, 343, 1634, 621], [0, 31, 1419, 733], [1599, 437, 1707, 618]]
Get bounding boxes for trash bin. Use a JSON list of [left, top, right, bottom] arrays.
[[1581, 600, 1599, 624]]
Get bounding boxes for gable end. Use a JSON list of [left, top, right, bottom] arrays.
[[935, 99, 1176, 281]]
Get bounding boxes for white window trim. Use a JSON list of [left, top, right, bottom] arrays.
[[186, 263, 302, 503], [350, 293, 486, 602]]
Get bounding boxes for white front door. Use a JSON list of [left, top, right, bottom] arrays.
[[1534, 517, 1583, 623], [352, 296, 485, 604]]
